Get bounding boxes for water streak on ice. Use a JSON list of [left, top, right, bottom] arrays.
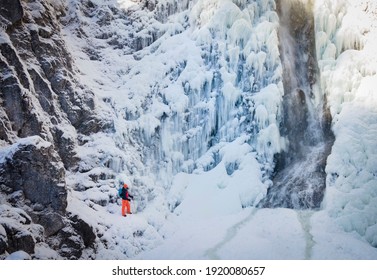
[[260, 0, 334, 209]]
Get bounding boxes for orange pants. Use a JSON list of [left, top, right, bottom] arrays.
[[122, 199, 131, 216]]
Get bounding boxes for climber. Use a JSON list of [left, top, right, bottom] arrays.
[[120, 183, 133, 217]]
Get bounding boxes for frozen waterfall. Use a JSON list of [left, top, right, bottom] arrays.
[[259, 0, 334, 209]]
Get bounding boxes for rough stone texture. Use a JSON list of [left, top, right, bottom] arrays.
[[27, 224, 45, 243], [0, 0, 111, 259], [1, 222, 35, 255], [0, 0, 108, 259], [49, 225, 85, 260], [30, 212, 66, 237], [0, 44, 43, 141], [70, 215, 96, 247], [0, 136, 67, 213], [52, 126, 79, 170], [0, 0, 111, 164], [0, 0, 24, 26], [0, 224, 8, 255]]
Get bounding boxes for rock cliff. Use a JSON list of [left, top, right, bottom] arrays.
[[0, 0, 102, 259]]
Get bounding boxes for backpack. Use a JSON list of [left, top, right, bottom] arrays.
[[118, 187, 123, 198]]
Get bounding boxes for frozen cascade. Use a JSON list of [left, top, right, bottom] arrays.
[[259, 0, 334, 209], [137, 0, 284, 184]]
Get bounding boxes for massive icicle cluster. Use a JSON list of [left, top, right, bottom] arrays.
[[65, 0, 285, 212], [315, 0, 377, 247], [54, 0, 288, 258]]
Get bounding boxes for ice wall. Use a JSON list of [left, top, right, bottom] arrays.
[[62, 0, 286, 212], [59, 1, 288, 257], [315, 0, 377, 247], [118, 0, 285, 184]]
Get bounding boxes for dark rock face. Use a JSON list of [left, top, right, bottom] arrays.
[[30, 212, 66, 237], [51, 126, 79, 170], [0, 0, 100, 259], [0, 44, 42, 142], [0, 137, 67, 213], [42, 215, 96, 259], [49, 225, 85, 259], [70, 215, 96, 248], [1, 223, 35, 255], [0, 0, 24, 26], [0, 225, 8, 255], [0, 203, 96, 259], [0, 0, 109, 152]]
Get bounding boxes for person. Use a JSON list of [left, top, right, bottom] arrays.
[[120, 183, 133, 217]]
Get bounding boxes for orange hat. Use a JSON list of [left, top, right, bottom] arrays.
[[123, 183, 128, 188]]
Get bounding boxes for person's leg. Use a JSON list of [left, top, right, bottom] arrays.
[[125, 200, 131, 214], [122, 200, 127, 216]]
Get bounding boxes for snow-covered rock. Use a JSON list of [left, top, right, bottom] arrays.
[[0, 224, 8, 254], [0, 136, 66, 214], [0, 0, 99, 259]]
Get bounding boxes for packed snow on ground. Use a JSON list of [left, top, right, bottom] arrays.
[[136, 162, 377, 259]]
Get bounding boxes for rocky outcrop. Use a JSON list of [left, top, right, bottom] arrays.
[[0, 0, 24, 26], [70, 214, 96, 248], [0, 224, 8, 254], [1, 222, 35, 255], [0, 205, 35, 256], [0, 203, 96, 259], [0, 0, 100, 259], [0, 137, 65, 256], [0, 0, 112, 155], [0, 136, 67, 213]]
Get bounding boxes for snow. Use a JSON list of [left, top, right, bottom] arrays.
[[1, 0, 375, 260], [311, 211, 377, 259], [216, 208, 306, 259], [137, 204, 377, 260], [5, 251, 32, 260], [33, 243, 62, 260], [0, 136, 52, 164], [66, 186, 165, 259], [167, 137, 265, 220], [315, 0, 377, 248], [117, 0, 138, 10]]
